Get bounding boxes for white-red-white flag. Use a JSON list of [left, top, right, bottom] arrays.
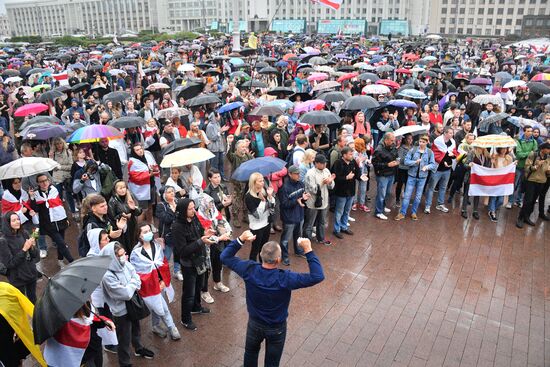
[[312, 0, 343, 10], [53, 71, 69, 86], [468, 163, 516, 197]]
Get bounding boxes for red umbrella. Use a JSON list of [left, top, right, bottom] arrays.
[[337, 72, 359, 83], [402, 53, 419, 62], [376, 79, 400, 90], [395, 68, 412, 75], [14, 103, 49, 117], [283, 53, 297, 61]]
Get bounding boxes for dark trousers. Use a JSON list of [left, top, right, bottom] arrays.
[[519, 181, 547, 220], [201, 244, 224, 291], [113, 314, 143, 367], [395, 168, 408, 201], [181, 265, 203, 323], [249, 224, 271, 262], [449, 164, 467, 198], [44, 228, 74, 262], [244, 318, 287, 367], [461, 181, 480, 212], [16, 280, 37, 304]]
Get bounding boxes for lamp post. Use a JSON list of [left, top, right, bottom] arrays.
[[232, 0, 241, 51]]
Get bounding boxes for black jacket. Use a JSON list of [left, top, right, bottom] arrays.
[[0, 214, 39, 287], [204, 183, 231, 220], [155, 200, 177, 246], [94, 146, 123, 179], [372, 143, 398, 177], [171, 198, 206, 268], [333, 158, 360, 197]]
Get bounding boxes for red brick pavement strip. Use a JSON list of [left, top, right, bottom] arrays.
[[18, 197, 550, 367]]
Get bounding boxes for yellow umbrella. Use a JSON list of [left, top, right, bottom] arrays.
[[471, 134, 517, 148], [0, 283, 47, 366], [160, 147, 214, 168]]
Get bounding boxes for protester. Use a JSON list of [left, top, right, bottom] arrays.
[[372, 133, 399, 220], [425, 127, 457, 214], [332, 146, 359, 237]]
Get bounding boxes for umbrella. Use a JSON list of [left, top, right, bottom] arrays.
[[19, 116, 61, 131], [299, 110, 340, 125], [26, 67, 52, 76], [4, 76, 23, 84], [186, 94, 221, 107], [395, 68, 412, 75], [420, 70, 437, 78], [85, 86, 109, 98], [108, 69, 125, 76], [108, 116, 147, 129], [71, 82, 90, 93], [472, 94, 504, 106], [232, 157, 287, 182], [36, 90, 64, 103], [536, 94, 550, 104], [66, 124, 123, 143], [341, 95, 379, 111], [470, 77, 492, 86], [337, 72, 359, 83], [376, 79, 400, 90], [503, 80, 526, 89], [471, 134, 517, 149], [230, 71, 250, 79], [294, 99, 325, 113], [160, 147, 215, 168], [202, 68, 222, 77], [336, 65, 355, 72], [21, 124, 71, 140], [102, 91, 131, 104], [0, 157, 60, 180], [495, 72, 513, 84], [31, 85, 52, 93], [308, 57, 328, 66], [258, 66, 279, 75], [267, 87, 294, 96], [178, 63, 196, 72], [375, 65, 394, 73], [387, 99, 418, 109], [175, 83, 204, 100], [154, 107, 189, 120], [289, 92, 312, 102], [317, 91, 348, 103], [146, 83, 170, 91], [464, 85, 487, 95], [249, 105, 285, 116], [14, 103, 49, 117], [358, 73, 380, 82], [530, 73, 550, 83], [517, 118, 548, 137], [362, 84, 390, 95], [2, 69, 20, 77], [241, 80, 268, 89], [527, 82, 550, 95], [307, 72, 329, 82], [312, 81, 341, 92], [393, 125, 430, 137], [32, 256, 112, 344], [480, 112, 510, 126], [161, 138, 202, 155], [396, 89, 427, 99], [218, 102, 244, 114]]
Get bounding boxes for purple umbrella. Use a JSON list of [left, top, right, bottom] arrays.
[[387, 99, 418, 109], [470, 77, 492, 86], [21, 124, 72, 140], [334, 53, 350, 59], [438, 92, 458, 111]]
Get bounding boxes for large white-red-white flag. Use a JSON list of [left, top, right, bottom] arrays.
[[468, 163, 516, 197], [312, 0, 343, 10]]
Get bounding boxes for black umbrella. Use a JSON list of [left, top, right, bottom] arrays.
[[176, 83, 205, 100], [368, 104, 406, 125], [267, 87, 294, 96], [527, 82, 550, 95], [464, 85, 487, 95], [337, 65, 355, 72], [289, 92, 312, 102], [108, 116, 147, 129], [26, 68, 51, 76], [254, 62, 269, 70], [420, 70, 437, 78], [249, 105, 285, 116], [85, 86, 109, 99], [103, 91, 131, 104], [71, 82, 90, 93], [202, 68, 221, 76], [2, 69, 20, 77], [258, 66, 280, 75], [87, 64, 103, 72], [36, 90, 64, 103], [444, 81, 458, 93], [241, 80, 268, 89], [196, 63, 214, 69], [32, 256, 112, 344], [317, 91, 349, 103], [341, 95, 380, 111], [358, 73, 380, 82], [537, 95, 550, 104], [239, 48, 257, 57], [161, 137, 202, 155], [19, 116, 62, 131], [300, 110, 340, 125], [480, 112, 509, 125], [186, 93, 221, 107], [53, 85, 72, 94]]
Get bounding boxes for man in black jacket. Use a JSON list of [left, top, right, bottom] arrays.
[[332, 147, 360, 239], [372, 132, 399, 220], [94, 138, 123, 179]]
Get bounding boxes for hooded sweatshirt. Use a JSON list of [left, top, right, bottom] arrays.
[[100, 242, 141, 317], [170, 198, 206, 268]]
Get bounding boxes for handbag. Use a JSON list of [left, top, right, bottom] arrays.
[[109, 270, 150, 321], [314, 184, 323, 208]]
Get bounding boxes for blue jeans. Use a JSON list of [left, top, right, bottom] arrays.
[[511, 167, 524, 204], [488, 196, 504, 212], [400, 176, 427, 215], [333, 196, 354, 233], [425, 170, 451, 208], [375, 175, 394, 214], [244, 318, 287, 367], [280, 221, 304, 260], [354, 178, 368, 205], [210, 151, 225, 178], [163, 244, 181, 273]]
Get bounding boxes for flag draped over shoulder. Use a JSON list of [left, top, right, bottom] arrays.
[[468, 163, 516, 197]]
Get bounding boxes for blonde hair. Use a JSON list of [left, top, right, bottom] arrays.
[[247, 172, 265, 198], [302, 149, 317, 164]]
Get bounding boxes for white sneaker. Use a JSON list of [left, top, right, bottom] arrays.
[[424, 207, 431, 214], [175, 271, 183, 281], [348, 216, 356, 222], [384, 207, 391, 213], [213, 282, 230, 293], [201, 291, 214, 304], [40, 249, 47, 259], [169, 327, 181, 341], [152, 325, 167, 338], [376, 213, 388, 220], [435, 204, 449, 213], [58, 260, 65, 269], [505, 202, 512, 209]]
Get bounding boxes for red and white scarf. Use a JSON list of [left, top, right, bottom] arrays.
[[1, 189, 31, 224], [44, 317, 92, 367], [34, 186, 67, 222], [128, 151, 160, 201], [432, 135, 458, 164]]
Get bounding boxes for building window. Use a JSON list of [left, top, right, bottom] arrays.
[[469, 8, 475, 14], [496, 18, 502, 24], [487, 18, 492, 25], [497, 8, 503, 14], [478, 8, 484, 14], [488, 8, 493, 14], [517, 8, 523, 14], [516, 19, 522, 25], [506, 19, 512, 25], [468, 18, 474, 24], [507, 8, 513, 14], [460, 8, 465, 14], [440, 27, 446, 33], [442, 8, 447, 13]]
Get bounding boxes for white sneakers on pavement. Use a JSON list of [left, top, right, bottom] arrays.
[[213, 282, 230, 293], [201, 291, 214, 304], [376, 213, 388, 220]]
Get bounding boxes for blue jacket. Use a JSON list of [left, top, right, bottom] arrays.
[[220, 238, 324, 326], [404, 146, 437, 179], [278, 178, 305, 224]]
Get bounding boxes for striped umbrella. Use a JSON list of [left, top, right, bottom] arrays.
[[66, 125, 122, 143], [471, 134, 517, 148]]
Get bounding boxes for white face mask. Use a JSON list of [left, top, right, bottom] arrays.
[[119, 255, 126, 265]]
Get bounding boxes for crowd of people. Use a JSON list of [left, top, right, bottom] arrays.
[[0, 31, 549, 366]]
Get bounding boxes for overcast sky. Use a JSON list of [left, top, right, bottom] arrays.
[[0, 1, 5, 14]]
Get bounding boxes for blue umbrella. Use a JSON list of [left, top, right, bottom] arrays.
[[218, 101, 244, 114], [506, 116, 521, 128], [275, 61, 289, 67], [232, 157, 286, 182], [438, 92, 458, 111], [150, 61, 163, 68], [68, 63, 85, 70], [387, 99, 418, 108], [230, 58, 245, 66], [266, 99, 294, 111], [397, 89, 427, 99]]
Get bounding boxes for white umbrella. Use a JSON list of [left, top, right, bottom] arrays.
[[0, 157, 60, 180], [160, 147, 214, 168], [146, 83, 170, 91], [154, 107, 189, 119], [362, 84, 390, 95], [426, 34, 442, 40], [519, 118, 548, 137], [4, 76, 23, 84], [108, 69, 126, 76], [178, 63, 196, 72], [315, 65, 335, 74], [425, 46, 436, 52], [393, 125, 430, 137], [503, 80, 526, 88], [472, 94, 504, 106]]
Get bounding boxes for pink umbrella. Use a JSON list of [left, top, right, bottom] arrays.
[[14, 103, 49, 117], [307, 72, 329, 82], [294, 99, 326, 113]]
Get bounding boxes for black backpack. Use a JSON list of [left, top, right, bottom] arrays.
[[77, 223, 94, 257]]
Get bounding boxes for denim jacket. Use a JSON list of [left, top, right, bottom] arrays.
[[404, 146, 437, 179]]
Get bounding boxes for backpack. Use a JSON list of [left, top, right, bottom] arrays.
[[99, 164, 118, 197], [77, 223, 92, 257], [285, 147, 303, 168]]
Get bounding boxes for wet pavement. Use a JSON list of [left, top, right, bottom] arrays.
[[25, 195, 549, 367]]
